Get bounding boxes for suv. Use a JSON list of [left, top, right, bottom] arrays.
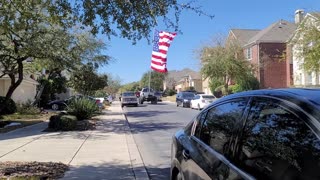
[[139, 87, 157, 104]]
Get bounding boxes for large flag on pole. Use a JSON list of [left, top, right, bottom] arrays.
[[151, 30, 176, 73]]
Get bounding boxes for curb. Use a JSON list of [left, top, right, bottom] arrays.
[[121, 107, 150, 180]]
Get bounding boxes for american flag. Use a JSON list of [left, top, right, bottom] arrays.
[[151, 30, 176, 73]]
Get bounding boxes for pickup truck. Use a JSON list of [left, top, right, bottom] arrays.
[[139, 87, 157, 104]]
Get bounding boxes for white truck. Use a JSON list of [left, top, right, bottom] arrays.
[[139, 87, 157, 104]]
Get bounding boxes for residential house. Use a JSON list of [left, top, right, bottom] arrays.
[[163, 68, 199, 90], [175, 71, 202, 93], [287, 10, 320, 87], [227, 20, 296, 88], [0, 75, 38, 104]]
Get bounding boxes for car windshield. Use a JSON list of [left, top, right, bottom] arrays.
[[122, 92, 135, 96], [182, 93, 195, 98], [202, 95, 215, 99]]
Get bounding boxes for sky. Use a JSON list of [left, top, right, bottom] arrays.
[[98, 0, 320, 85]]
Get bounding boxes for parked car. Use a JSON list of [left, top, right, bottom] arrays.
[[190, 94, 217, 110], [171, 88, 320, 180], [121, 91, 138, 107], [47, 95, 98, 110], [176, 91, 195, 107]]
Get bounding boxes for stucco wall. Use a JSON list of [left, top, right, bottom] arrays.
[[0, 78, 37, 103]]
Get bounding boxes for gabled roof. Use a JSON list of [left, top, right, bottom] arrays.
[[309, 12, 320, 18], [246, 20, 296, 46], [230, 29, 260, 46], [288, 12, 320, 43]]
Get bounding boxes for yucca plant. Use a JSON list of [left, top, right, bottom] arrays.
[[66, 97, 99, 120]]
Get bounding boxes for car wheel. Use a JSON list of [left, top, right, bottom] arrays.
[[121, 104, 124, 108], [176, 103, 179, 107], [197, 104, 201, 110], [51, 104, 59, 110], [135, 103, 138, 107]]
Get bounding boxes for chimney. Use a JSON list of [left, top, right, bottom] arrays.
[[295, 9, 304, 24]]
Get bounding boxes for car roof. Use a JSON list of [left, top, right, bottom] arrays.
[[211, 88, 320, 122]]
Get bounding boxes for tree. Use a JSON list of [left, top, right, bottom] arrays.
[[140, 71, 165, 91], [294, 15, 320, 73], [69, 64, 108, 96], [104, 74, 122, 95], [37, 70, 68, 107], [119, 82, 140, 93], [0, 1, 76, 112], [53, 0, 214, 43], [199, 38, 253, 94]]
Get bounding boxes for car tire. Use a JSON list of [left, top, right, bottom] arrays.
[[135, 103, 138, 107], [121, 104, 124, 108], [197, 104, 201, 110], [51, 104, 59, 111], [176, 103, 179, 107]]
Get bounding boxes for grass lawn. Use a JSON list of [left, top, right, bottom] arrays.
[[0, 112, 54, 133]]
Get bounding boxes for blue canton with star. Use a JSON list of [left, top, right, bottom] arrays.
[[153, 30, 160, 52]]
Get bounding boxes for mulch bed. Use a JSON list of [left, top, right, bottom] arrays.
[[0, 161, 68, 179], [43, 120, 97, 132]]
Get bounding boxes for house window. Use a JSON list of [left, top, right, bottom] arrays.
[[246, 47, 252, 60]]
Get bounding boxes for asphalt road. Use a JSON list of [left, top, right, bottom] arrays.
[[122, 101, 199, 180]]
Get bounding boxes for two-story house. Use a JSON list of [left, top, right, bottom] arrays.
[[287, 10, 320, 87], [228, 20, 296, 89], [175, 71, 202, 93]]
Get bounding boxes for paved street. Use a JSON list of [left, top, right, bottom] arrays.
[[123, 101, 199, 180]]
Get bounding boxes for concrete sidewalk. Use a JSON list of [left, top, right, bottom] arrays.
[[0, 102, 149, 180]]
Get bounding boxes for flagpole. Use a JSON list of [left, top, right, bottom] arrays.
[[149, 28, 156, 93]]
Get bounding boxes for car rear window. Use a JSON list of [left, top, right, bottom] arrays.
[[202, 95, 215, 99], [123, 92, 135, 96], [182, 93, 195, 98]]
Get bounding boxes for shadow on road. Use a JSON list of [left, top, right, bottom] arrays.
[[127, 119, 183, 133], [125, 110, 175, 118]]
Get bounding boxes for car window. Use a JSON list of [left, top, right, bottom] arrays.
[[194, 111, 208, 137], [122, 92, 135, 96], [202, 95, 215, 99], [199, 99, 248, 154], [182, 93, 195, 98], [194, 95, 200, 99], [240, 97, 320, 179]]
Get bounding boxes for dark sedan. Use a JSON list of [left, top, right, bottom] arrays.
[[171, 88, 320, 180], [176, 91, 195, 108], [47, 95, 96, 110]]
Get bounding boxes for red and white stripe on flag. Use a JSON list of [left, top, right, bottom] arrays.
[[151, 30, 176, 73]]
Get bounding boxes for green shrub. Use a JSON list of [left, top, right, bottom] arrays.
[[67, 97, 99, 120], [0, 96, 17, 115], [48, 114, 77, 131], [235, 73, 260, 91], [16, 100, 40, 115], [60, 115, 77, 131], [230, 84, 242, 93], [168, 89, 176, 96], [48, 115, 62, 129]]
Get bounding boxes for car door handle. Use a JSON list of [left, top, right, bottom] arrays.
[[182, 149, 190, 160]]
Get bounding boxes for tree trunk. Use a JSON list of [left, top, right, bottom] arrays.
[[0, 60, 24, 114]]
